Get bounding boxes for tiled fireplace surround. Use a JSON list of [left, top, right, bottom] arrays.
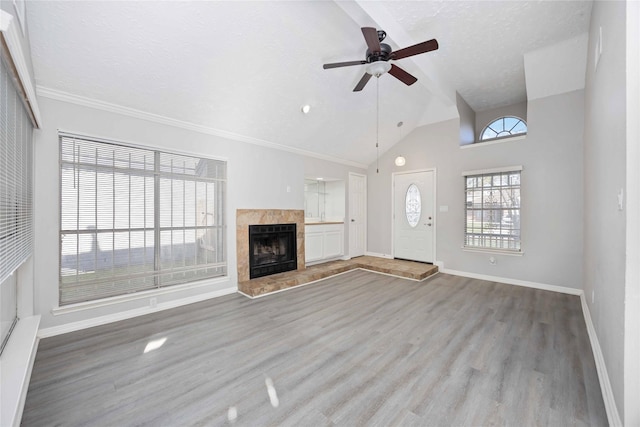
[[236, 209, 305, 283]]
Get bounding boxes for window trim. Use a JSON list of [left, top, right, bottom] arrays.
[[479, 116, 527, 143], [58, 132, 228, 306], [51, 274, 231, 315], [0, 52, 34, 355], [461, 134, 526, 149], [463, 166, 522, 253], [461, 245, 524, 256]]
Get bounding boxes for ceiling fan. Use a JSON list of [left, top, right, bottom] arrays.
[[323, 27, 439, 92]]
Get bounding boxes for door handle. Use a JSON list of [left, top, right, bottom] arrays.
[[351, 219, 355, 222], [426, 223, 432, 226]]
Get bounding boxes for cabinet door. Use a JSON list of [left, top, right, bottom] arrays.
[[324, 230, 343, 259], [305, 230, 324, 262]]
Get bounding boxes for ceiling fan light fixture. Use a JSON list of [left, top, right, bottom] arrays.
[[395, 156, 406, 167], [366, 61, 391, 77]]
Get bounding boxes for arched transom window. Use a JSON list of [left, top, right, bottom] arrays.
[[480, 116, 527, 141]]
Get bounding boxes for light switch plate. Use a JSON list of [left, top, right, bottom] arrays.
[[618, 188, 624, 211]]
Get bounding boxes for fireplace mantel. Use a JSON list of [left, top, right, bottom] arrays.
[[236, 209, 305, 283]]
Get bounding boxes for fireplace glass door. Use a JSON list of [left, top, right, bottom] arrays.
[[249, 224, 297, 279]]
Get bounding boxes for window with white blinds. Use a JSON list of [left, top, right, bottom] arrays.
[[59, 134, 227, 305], [1, 54, 33, 353], [0, 56, 33, 284]]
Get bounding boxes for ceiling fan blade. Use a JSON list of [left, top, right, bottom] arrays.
[[353, 73, 373, 92], [323, 60, 367, 69], [392, 39, 439, 60], [361, 27, 381, 53], [389, 64, 418, 86]]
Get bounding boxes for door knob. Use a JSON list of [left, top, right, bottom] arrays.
[[427, 223, 432, 226], [351, 219, 355, 222]]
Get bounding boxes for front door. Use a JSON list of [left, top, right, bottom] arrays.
[[349, 172, 366, 257], [393, 170, 435, 263]]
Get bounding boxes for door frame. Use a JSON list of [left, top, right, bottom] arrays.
[[391, 168, 437, 262], [348, 172, 367, 258]]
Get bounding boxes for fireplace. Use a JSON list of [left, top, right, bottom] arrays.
[[249, 223, 297, 279]]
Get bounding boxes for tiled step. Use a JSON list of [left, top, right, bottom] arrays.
[[238, 256, 438, 298]]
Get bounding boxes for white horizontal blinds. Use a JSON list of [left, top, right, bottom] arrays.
[[0, 56, 34, 285], [60, 137, 156, 303], [59, 135, 226, 305], [464, 170, 521, 251]]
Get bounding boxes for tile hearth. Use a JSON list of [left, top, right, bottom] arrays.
[[238, 256, 439, 298]]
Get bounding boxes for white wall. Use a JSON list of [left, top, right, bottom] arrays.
[[624, 3, 640, 425], [33, 96, 364, 331], [583, 0, 627, 422], [456, 92, 475, 145], [367, 89, 584, 290]]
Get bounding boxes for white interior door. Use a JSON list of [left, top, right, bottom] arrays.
[[393, 170, 435, 263], [349, 172, 366, 258]]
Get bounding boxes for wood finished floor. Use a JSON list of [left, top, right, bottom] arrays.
[[22, 271, 607, 426]]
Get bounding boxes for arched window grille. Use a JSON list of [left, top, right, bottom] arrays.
[[480, 116, 527, 141]]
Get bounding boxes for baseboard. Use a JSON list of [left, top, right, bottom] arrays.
[[364, 251, 393, 259], [38, 287, 236, 338], [1, 315, 40, 427], [580, 294, 622, 426], [438, 266, 582, 296]]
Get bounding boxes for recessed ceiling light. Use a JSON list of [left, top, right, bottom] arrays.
[[301, 104, 311, 114]]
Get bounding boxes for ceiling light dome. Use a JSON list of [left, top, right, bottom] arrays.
[[366, 61, 392, 77]]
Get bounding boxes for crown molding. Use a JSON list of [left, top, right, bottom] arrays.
[[0, 10, 41, 128], [36, 86, 368, 170]]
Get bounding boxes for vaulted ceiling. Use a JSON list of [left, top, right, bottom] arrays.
[[27, 1, 593, 167]]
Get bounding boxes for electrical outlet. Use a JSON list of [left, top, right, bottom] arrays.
[[150, 297, 157, 308], [489, 256, 497, 265]]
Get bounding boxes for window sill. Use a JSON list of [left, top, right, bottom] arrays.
[[462, 246, 524, 256], [52, 275, 229, 315], [460, 134, 526, 149]]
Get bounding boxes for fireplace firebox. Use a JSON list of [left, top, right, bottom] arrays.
[[249, 223, 297, 279]]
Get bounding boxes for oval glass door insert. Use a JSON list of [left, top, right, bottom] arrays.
[[405, 183, 421, 227]]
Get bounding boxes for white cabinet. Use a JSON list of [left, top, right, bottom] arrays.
[[305, 223, 344, 264], [305, 231, 325, 263]]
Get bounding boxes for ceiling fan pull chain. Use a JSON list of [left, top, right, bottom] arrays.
[[376, 77, 379, 174]]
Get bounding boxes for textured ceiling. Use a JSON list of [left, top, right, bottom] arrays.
[[384, 0, 593, 111], [26, 1, 592, 166]]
